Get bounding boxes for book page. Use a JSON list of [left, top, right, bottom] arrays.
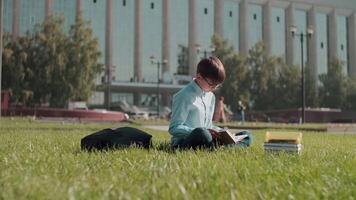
[[235, 134, 248, 142], [217, 130, 248, 144], [217, 130, 236, 144]]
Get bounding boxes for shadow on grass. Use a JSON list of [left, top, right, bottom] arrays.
[[77, 141, 224, 154], [152, 141, 249, 153], [153, 141, 174, 152], [77, 141, 174, 154]]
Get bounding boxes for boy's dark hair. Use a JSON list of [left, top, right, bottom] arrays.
[[196, 56, 225, 84]]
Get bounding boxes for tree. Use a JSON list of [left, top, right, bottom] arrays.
[[305, 64, 319, 108], [1, 15, 104, 108], [1, 33, 36, 106], [246, 42, 283, 110], [2, 33, 24, 103], [273, 63, 301, 109], [221, 53, 249, 111], [176, 44, 189, 75], [318, 60, 348, 108], [212, 34, 249, 112], [345, 77, 356, 110], [212, 36, 302, 111], [31, 16, 70, 107], [66, 16, 104, 102]]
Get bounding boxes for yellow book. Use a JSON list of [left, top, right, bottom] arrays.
[[265, 131, 302, 144]]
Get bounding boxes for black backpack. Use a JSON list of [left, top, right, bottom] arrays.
[[81, 127, 152, 151]]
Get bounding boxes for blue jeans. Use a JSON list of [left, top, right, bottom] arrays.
[[175, 128, 213, 149], [174, 128, 253, 149]]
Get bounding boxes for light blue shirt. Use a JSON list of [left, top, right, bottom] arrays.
[[169, 80, 222, 145]]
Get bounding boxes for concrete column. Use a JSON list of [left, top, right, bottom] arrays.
[[134, 0, 142, 105], [188, 0, 197, 77], [134, 0, 142, 82], [214, 0, 223, 37], [239, 0, 248, 56], [285, 2, 295, 65], [12, 0, 19, 39], [104, 0, 113, 109], [162, 92, 170, 107], [307, 6, 317, 90], [328, 9, 338, 65], [263, 1, 272, 55], [0, 0, 3, 117], [162, 0, 170, 75], [76, 0, 82, 19], [162, 0, 170, 106], [348, 12, 356, 77], [45, 0, 53, 18]]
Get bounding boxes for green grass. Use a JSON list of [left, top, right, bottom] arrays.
[[132, 118, 355, 132], [1, 118, 355, 199]]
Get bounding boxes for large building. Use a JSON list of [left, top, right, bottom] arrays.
[[3, 0, 356, 107]]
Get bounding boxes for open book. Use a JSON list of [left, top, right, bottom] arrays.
[[216, 129, 248, 145]]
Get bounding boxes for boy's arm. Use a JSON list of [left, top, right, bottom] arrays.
[[169, 95, 194, 138], [209, 95, 224, 131]]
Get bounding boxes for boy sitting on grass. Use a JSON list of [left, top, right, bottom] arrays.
[[169, 56, 252, 149]]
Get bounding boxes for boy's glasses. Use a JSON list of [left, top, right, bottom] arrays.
[[202, 76, 221, 89]]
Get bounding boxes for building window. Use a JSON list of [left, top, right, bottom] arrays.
[[204, 8, 208, 14], [253, 14, 257, 20], [151, 2, 154, 9], [320, 42, 324, 49], [30, 16, 35, 24], [276, 16, 280, 22], [123, 0, 126, 6], [341, 44, 344, 51], [229, 11, 233, 17]]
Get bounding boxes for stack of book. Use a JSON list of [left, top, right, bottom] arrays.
[[264, 132, 303, 154]]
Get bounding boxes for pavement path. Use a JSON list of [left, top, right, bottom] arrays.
[[143, 125, 169, 131]]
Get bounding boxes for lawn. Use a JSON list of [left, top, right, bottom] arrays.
[[0, 118, 355, 199]]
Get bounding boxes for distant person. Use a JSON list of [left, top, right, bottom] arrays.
[[213, 96, 226, 123], [237, 100, 246, 123], [169, 56, 252, 149]]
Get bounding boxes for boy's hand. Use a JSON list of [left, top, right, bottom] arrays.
[[208, 129, 220, 139]]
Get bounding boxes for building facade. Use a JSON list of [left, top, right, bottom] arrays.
[[3, 0, 356, 107]]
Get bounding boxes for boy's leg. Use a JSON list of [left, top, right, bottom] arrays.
[[180, 128, 213, 149]]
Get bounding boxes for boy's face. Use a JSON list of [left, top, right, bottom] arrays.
[[196, 74, 221, 92]]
